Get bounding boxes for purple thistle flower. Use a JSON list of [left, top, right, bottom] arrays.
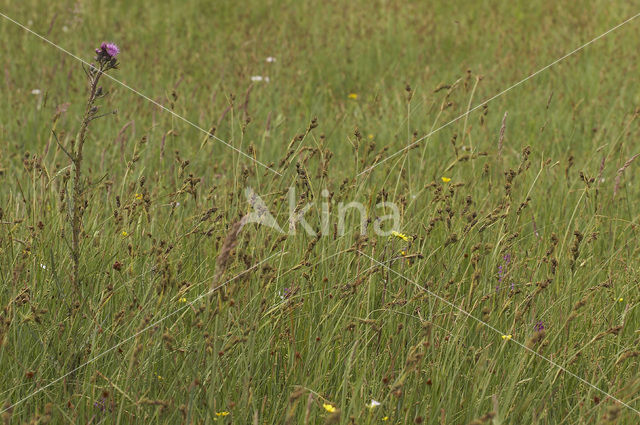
[[94, 42, 120, 69], [104, 42, 119, 57], [96, 42, 119, 58]]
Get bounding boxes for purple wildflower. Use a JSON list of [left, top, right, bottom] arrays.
[[96, 42, 119, 58], [94, 42, 120, 69], [279, 287, 291, 300], [535, 321, 545, 332], [104, 42, 119, 57]]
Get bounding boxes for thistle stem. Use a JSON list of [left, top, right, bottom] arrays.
[[71, 63, 104, 288]]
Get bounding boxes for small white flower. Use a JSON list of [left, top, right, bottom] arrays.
[[40, 264, 46, 270], [62, 25, 69, 33], [31, 89, 41, 95], [367, 399, 381, 408], [27, 20, 33, 26], [251, 76, 270, 83], [266, 56, 276, 63]]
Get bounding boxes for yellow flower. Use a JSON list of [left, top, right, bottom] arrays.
[[121, 231, 128, 237], [323, 403, 337, 413], [441, 177, 451, 183], [135, 193, 143, 200], [156, 374, 163, 380], [502, 334, 512, 340], [400, 250, 411, 264], [215, 411, 230, 417], [391, 231, 411, 242], [382, 417, 389, 421], [179, 297, 187, 303], [368, 134, 374, 139], [618, 297, 624, 302], [348, 93, 358, 100]]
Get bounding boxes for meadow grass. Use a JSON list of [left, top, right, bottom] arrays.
[[1, 0, 640, 423]]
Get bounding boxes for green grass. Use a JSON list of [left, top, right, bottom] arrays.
[[1, 0, 640, 423]]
